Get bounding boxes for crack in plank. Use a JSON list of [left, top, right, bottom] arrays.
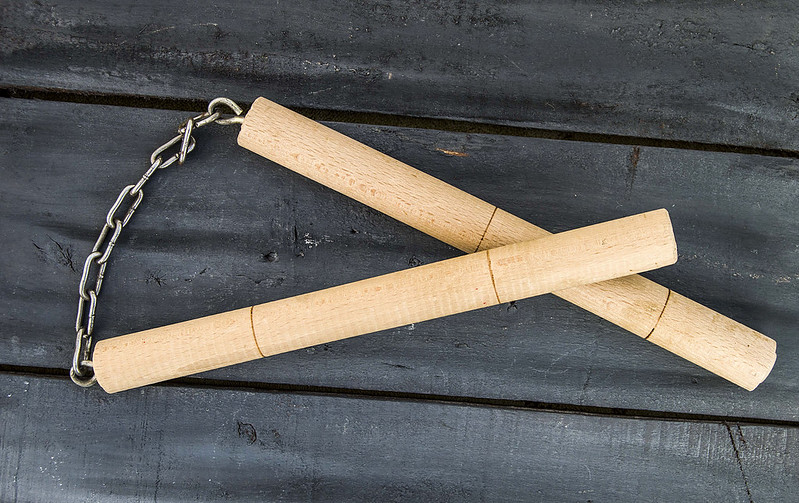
[[725, 422, 755, 503]]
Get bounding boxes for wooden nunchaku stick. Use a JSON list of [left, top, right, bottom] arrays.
[[94, 210, 676, 392], [232, 98, 776, 391]]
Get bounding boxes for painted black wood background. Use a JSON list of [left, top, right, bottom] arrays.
[[3, 0, 799, 152], [1, 1, 797, 501]]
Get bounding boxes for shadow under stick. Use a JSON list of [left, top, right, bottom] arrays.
[[93, 210, 676, 393], [237, 97, 777, 391]]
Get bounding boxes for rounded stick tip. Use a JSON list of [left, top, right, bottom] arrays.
[[648, 291, 777, 391]]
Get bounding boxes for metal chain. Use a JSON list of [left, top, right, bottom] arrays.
[[70, 97, 245, 387]]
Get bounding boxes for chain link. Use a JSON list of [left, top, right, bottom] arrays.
[[70, 97, 244, 387]]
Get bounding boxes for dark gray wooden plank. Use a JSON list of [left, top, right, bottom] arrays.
[[2, 1, 798, 151], [1, 374, 796, 502], [1, 98, 798, 421]]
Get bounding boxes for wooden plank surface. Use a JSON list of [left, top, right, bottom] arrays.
[[2, 1, 799, 151], [1, 373, 796, 502], [2, 97, 797, 421], [2, 1, 798, 498]]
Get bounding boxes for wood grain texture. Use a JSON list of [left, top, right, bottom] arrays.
[[93, 210, 676, 393], [238, 97, 496, 252], [2, 1, 799, 150], [480, 209, 670, 338], [1, 374, 797, 502], [648, 291, 779, 392], [240, 98, 775, 390], [1, 98, 798, 420], [92, 306, 260, 393]]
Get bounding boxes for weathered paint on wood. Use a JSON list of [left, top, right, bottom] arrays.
[[1, 374, 796, 502], [2, 1, 798, 150], [2, 98, 797, 420]]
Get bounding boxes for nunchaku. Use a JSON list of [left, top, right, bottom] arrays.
[[70, 97, 776, 394]]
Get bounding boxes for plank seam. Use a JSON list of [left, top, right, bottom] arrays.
[[1, 365, 797, 428], [2, 86, 798, 160]]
